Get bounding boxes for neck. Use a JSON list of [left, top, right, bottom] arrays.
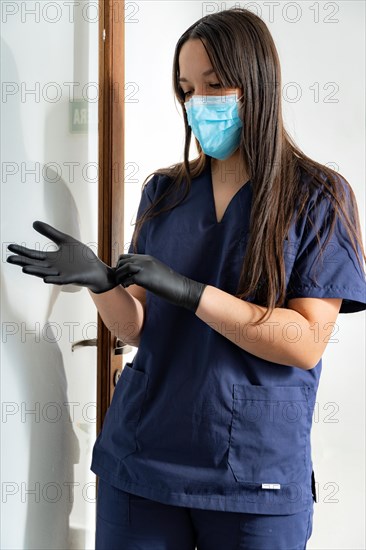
[[210, 151, 249, 185]]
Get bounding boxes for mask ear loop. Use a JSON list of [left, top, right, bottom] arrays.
[[235, 91, 245, 123]]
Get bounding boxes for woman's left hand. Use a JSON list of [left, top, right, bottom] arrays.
[[115, 254, 206, 313]]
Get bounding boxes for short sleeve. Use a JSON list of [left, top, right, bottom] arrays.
[[286, 182, 366, 314], [127, 176, 156, 254]]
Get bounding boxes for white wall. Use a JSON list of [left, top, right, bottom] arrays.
[[125, 2, 365, 548], [1, 3, 99, 548]]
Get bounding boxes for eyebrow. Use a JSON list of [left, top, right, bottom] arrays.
[[178, 68, 216, 83]]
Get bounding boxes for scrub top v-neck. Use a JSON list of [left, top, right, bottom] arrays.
[[90, 157, 366, 514], [207, 163, 251, 225]]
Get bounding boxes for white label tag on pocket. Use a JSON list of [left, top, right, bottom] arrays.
[[261, 483, 281, 490]]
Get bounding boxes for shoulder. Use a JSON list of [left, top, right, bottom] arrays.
[[142, 158, 208, 204], [142, 170, 179, 204], [297, 164, 351, 216], [288, 164, 355, 245], [142, 172, 171, 202], [300, 163, 350, 196]]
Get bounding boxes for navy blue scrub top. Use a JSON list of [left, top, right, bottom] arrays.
[[90, 157, 366, 514]]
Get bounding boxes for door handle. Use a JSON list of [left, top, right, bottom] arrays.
[[114, 338, 133, 355], [71, 337, 132, 355], [71, 338, 98, 352]]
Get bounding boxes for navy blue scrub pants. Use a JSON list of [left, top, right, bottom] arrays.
[[95, 478, 314, 550]]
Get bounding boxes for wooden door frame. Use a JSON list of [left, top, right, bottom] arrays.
[[97, 0, 125, 434]]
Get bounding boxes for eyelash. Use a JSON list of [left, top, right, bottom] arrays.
[[183, 83, 222, 97]]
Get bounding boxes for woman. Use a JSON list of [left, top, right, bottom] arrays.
[[7, 8, 366, 549]]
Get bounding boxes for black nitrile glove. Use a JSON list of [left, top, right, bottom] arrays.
[[6, 220, 117, 294], [115, 253, 206, 313]]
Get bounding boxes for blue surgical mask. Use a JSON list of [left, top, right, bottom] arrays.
[[184, 93, 243, 160]]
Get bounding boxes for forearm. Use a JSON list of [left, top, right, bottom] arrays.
[[88, 285, 144, 347], [195, 285, 321, 370]]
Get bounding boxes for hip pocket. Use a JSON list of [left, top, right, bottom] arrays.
[[98, 362, 148, 460], [228, 385, 311, 485]]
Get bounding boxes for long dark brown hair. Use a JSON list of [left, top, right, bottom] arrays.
[[131, 7, 365, 324]]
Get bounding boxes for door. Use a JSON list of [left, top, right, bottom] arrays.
[[0, 2, 124, 548]]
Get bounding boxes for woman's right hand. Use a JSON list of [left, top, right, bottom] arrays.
[[6, 220, 117, 294]]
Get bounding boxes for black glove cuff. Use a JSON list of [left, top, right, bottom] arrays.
[[185, 280, 207, 313], [89, 265, 117, 294]]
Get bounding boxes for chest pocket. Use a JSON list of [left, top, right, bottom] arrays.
[[227, 236, 300, 297], [227, 385, 312, 486]]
